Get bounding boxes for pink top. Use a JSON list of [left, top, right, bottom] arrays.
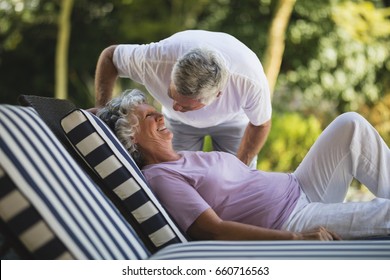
[[142, 151, 301, 232]]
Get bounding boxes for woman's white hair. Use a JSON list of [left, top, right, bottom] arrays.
[[171, 47, 228, 105], [97, 89, 147, 166]]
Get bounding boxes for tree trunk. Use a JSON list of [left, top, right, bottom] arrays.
[[55, 0, 74, 99], [263, 0, 296, 97]]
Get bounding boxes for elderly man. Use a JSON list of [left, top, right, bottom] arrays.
[[94, 30, 271, 168]]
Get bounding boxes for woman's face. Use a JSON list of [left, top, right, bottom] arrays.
[[132, 103, 173, 147]]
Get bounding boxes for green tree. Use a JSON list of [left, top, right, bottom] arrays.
[[263, 0, 296, 95], [55, 0, 74, 99]]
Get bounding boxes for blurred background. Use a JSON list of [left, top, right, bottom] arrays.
[[1, 0, 389, 200]]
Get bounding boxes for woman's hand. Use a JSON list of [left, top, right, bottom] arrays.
[[296, 226, 342, 241], [86, 107, 99, 115]]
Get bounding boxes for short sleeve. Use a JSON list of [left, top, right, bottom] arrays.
[[147, 174, 210, 232], [243, 81, 272, 126], [113, 45, 144, 84]]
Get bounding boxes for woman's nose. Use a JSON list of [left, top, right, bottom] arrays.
[[156, 112, 164, 120]]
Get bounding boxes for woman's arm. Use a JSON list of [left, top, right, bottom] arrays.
[[187, 208, 341, 241]]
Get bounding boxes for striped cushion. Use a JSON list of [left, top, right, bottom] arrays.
[[151, 240, 390, 260], [0, 105, 149, 260], [0, 164, 72, 259], [61, 109, 187, 252]]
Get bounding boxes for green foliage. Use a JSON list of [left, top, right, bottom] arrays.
[[0, 1, 57, 51], [258, 112, 322, 172], [114, 0, 212, 42], [360, 94, 390, 144], [275, 0, 390, 117], [332, 1, 390, 43], [196, 0, 272, 55], [202, 135, 214, 152]]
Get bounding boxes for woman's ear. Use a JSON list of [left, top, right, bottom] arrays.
[[131, 135, 138, 144]]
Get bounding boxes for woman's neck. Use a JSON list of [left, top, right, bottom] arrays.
[[142, 144, 181, 166]]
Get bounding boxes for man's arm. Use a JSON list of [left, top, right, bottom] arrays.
[[94, 45, 118, 107], [236, 120, 271, 166], [187, 208, 341, 241]]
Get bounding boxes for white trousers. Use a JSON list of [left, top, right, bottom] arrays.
[[282, 112, 390, 239]]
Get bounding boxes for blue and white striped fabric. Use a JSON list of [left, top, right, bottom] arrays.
[[61, 109, 187, 252], [0, 163, 73, 259], [0, 105, 149, 260], [151, 240, 390, 260]]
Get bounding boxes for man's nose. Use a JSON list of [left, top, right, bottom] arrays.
[[172, 102, 183, 111]]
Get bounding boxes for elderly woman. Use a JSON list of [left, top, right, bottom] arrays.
[[97, 89, 390, 241]]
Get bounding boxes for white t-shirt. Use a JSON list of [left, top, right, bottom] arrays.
[[113, 30, 272, 128]]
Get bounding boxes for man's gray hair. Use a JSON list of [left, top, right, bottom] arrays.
[[171, 47, 228, 105], [97, 89, 147, 166]]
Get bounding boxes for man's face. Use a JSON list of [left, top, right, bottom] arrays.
[[167, 82, 206, 113]]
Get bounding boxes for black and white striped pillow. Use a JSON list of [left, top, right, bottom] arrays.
[[61, 109, 188, 252], [0, 105, 149, 260]]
